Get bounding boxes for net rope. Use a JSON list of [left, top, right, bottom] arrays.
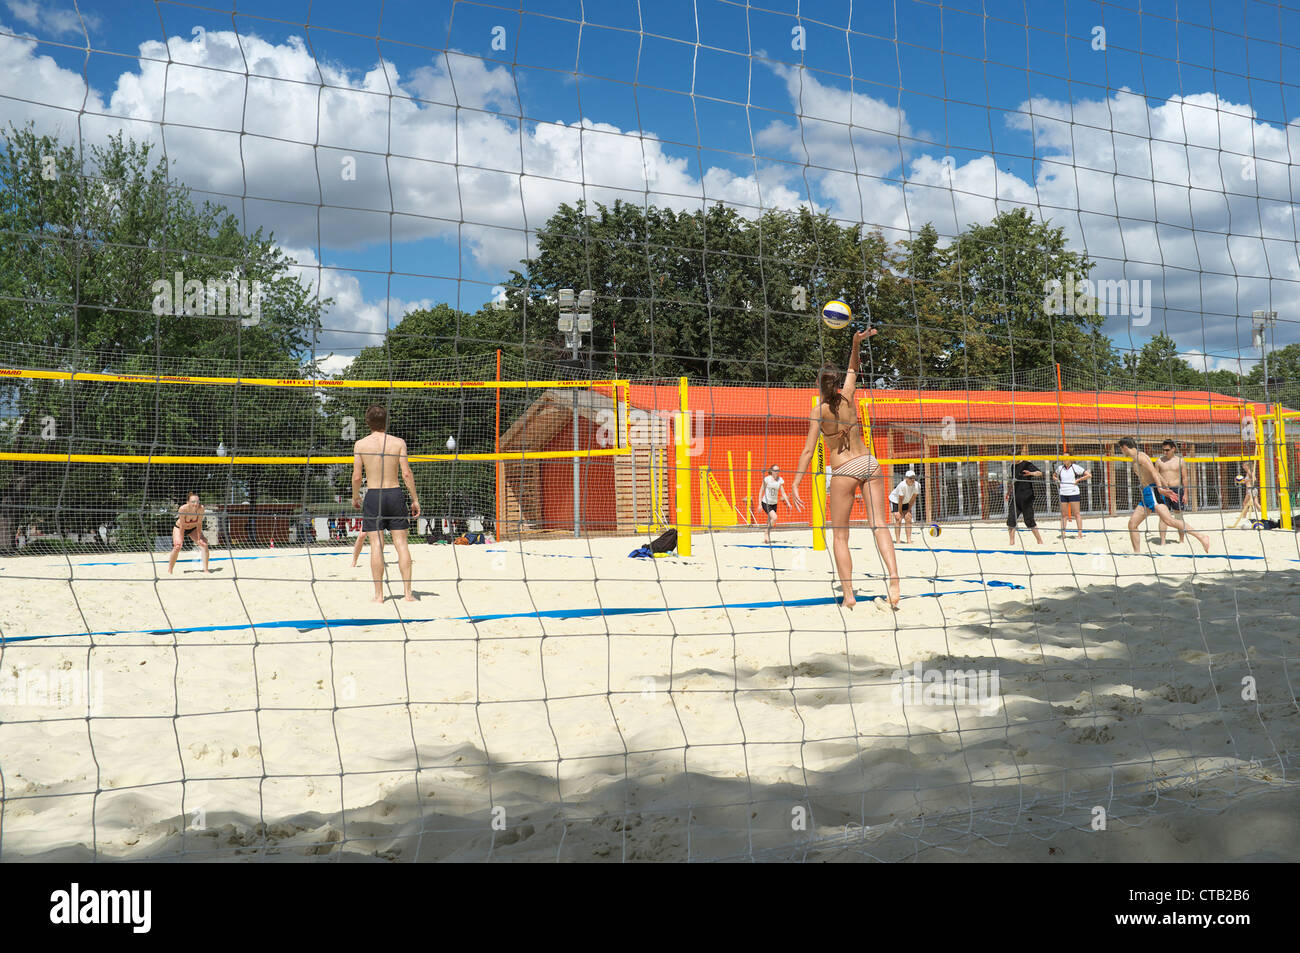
[[0, 1, 1297, 862]]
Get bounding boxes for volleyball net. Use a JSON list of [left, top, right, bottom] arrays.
[[0, 358, 631, 546], [7, 350, 1282, 555]]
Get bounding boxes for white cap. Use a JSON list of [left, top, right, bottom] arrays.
[[905, 470, 916, 477]]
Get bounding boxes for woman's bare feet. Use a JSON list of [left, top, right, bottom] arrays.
[[842, 589, 856, 609], [887, 576, 901, 608]]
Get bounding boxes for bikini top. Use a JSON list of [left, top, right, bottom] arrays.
[[820, 400, 862, 439]]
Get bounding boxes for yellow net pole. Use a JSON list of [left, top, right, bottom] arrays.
[[700, 464, 711, 529], [1256, 410, 1268, 521], [1277, 405, 1292, 531], [727, 450, 742, 524], [746, 449, 752, 524], [651, 446, 660, 529], [675, 377, 692, 556], [812, 394, 826, 552]]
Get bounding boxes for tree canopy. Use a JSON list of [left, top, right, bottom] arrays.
[[0, 124, 329, 549]]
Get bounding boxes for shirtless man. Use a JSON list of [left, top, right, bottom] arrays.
[[168, 491, 211, 574], [352, 404, 421, 602], [1115, 437, 1209, 553], [1154, 439, 1186, 545]]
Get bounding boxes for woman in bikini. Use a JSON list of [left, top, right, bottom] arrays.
[[168, 491, 212, 574], [791, 327, 901, 609]]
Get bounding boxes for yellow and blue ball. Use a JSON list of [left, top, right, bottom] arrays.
[[927, 523, 941, 538], [822, 299, 853, 330], [1235, 474, 1246, 484]]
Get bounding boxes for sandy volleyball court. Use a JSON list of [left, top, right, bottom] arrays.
[[2, 515, 1298, 861]]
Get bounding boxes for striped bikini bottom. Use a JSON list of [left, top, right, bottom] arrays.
[[830, 453, 880, 482]]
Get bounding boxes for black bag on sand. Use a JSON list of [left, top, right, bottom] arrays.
[[649, 528, 678, 553]]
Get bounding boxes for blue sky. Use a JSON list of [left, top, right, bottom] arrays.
[[4, 0, 1300, 373]]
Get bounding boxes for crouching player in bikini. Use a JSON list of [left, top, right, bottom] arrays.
[[791, 327, 901, 609], [168, 491, 212, 574]]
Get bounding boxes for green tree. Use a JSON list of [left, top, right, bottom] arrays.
[[0, 124, 329, 550], [940, 208, 1111, 381], [1119, 332, 1204, 388]]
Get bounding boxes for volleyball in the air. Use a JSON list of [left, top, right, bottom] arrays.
[[1235, 473, 1246, 484], [821, 299, 853, 330], [446, 436, 457, 451], [928, 523, 941, 537]]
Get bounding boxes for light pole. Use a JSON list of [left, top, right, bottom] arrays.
[[559, 289, 594, 538], [1252, 310, 1277, 395]]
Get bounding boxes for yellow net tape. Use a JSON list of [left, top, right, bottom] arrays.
[[0, 367, 632, 464]]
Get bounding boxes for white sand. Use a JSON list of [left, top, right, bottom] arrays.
[[2, 514, 1298, 862]]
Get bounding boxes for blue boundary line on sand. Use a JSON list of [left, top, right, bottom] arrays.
[[745, 568, 1025, 588], [0, 616, 440, 644], [62, 548, 602, 568], [458, 588, 989, 623], [1, 587, 999, 644], [893, 546, 1265, 560], [59, 549, 358, 568], [729, 542, 1264, 561]]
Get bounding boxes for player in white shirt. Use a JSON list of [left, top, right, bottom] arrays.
[[757, 464, 792, 544], [888, 470, 922, 543], [1052, 455, 1090, 539]]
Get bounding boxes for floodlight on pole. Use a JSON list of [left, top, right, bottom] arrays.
[[558, 288, 575, 335], [558, 289, 596, 537], [1252, 309, 1277, 391]]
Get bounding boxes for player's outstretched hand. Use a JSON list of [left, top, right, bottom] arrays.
[[791, 488, 805, 512]]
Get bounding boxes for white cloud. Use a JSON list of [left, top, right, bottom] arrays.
[[5, 1, 99, 37], [1182, 349, 1254, 375], [0, 24, 807, 352], [18, 27, 804, 265], [276, 245, 435, 365], [754, 72, 1300, 362], [3, 23, 1299, 369]]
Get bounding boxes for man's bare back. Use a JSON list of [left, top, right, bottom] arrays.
[[352, 407, 421, 603], [353, 431, 408, 489], [1131, 450, 1160, 486]]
